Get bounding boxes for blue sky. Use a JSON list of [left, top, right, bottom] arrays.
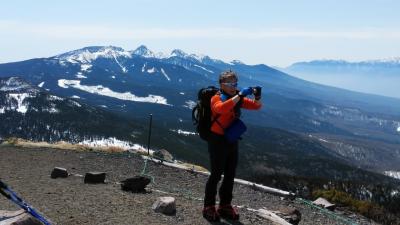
[[1, 0, 399, 66]]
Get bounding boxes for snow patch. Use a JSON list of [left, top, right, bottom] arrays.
[[112, 53, 128, 73], [141, 63, 146, 72], [0, 107, 5, 114], [76, 75, 87, 79], [57, 79, 171, 105], [8, 93, 32, 113], [147, 67, 156, 73], [69, 100, 81, 107], [38, 82, 45, 88], [384, 171, 400, 179], [170, 129, 197, 136], [71, 95, 80, 99], [111, 76, 116, 79], [160, 68, 171, 81], [397, 126, 400, 133], [318, 138, 329, 143], [58, 80, 69, 88], [0, 78, 32, 92], [76, 72, 87, 79], [183, 100, 196, 109], [79, 137, 154, 154], [48, 95, 64, 101], [194, 64, 214, 73], [179, 92, 185, 95], [81, 64, 92, 71], [46, 107, 59, 113]]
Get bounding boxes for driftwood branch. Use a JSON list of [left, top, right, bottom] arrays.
[[141, 156, 295, 197], [257, 209, 293, 225]]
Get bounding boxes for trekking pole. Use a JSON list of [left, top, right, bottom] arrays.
[[147, 113, 153, 156], [0, 179, 52, 225]]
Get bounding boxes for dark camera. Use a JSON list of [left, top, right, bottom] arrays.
[[252, 86, 262, 97]]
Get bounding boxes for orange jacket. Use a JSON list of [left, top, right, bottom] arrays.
[[210, 94, 262, 135]]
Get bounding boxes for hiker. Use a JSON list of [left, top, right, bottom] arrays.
[[203, 70, 262, 222]]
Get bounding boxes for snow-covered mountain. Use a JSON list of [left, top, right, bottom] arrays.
[[0, 76, 149, 143], [0, 77, 73, 114]]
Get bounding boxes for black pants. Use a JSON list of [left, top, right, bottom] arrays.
[[204, 132, 238, 207]]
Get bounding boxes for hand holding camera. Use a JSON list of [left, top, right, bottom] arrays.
[[239, 86, 262, 100], [253, 86, 262, 100], [238, 87, 254, 97]]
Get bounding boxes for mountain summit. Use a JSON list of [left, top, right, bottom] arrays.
[[55, 46, 131, 64]]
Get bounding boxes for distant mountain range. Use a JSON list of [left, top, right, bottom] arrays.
[[283, 58, 400, 98], [1, 45, 400, 179], [287, 58, 400, 70]]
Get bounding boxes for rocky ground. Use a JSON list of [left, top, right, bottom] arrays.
[[0, 145, 379, 225]]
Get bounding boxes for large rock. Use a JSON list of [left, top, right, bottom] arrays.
[[0, 210, 43, 225], [152, 197, 176, 215], [84, 172, 106, 184], [120, 176, 151, 193], [153, 149, 173, 162], [313, 197, 336, 211], [50, 167, 68, 179]]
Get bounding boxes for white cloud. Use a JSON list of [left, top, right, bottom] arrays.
[[1, 20, 400, 40]]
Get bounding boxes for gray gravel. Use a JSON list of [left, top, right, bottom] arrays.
[[0, 145, 379, 225]]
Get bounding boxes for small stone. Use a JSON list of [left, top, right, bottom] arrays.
[[50, 167, 68, 179], [152, 197, 176, 215], [84, 172, 106, 184]]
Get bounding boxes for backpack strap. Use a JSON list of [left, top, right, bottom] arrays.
[[211, 113, 223, 130], [211, 92, 225, 130], [191, 106, 199, 124]]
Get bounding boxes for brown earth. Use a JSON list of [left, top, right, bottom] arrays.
[[0, 145, 379, 225]]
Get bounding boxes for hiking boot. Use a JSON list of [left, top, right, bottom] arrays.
[[203, 205, 220, 222], [218, 204, 240, 220]]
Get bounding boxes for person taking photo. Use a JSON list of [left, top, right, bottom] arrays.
[[203, 70, 262, 222]]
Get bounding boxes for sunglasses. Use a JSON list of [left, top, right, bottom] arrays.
[[221, 82, 238, 88]]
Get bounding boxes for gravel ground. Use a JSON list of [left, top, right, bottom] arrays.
[[0, 145, 379, 225]]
